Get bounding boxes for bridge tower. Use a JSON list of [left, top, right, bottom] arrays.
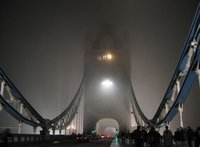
[[84, 24, 134, 134]]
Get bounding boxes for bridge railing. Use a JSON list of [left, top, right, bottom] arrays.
[[0, 133, 76, 145]]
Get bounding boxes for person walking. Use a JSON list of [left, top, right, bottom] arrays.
[[163, 126, 173, 147], [194, 127, 200, 147], [131, 126, 143, 147], [186, 126, 194, 147], [148, 127, 161, 147]]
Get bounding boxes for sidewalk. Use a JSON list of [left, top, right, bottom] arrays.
[[110, 139, 190, 147]]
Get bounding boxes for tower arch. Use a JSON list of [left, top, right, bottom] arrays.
[[96, 118, 119, 138]]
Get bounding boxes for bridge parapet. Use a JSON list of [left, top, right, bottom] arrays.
[[0, 133, 76, 146]]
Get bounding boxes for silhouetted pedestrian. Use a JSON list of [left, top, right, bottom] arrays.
[[131, 126, 143, 147], [142, 127, 148, 147], [186, 126, 194, 147], [148, 127, 161, 147], [194, 127, 200, 147], [163, 126, 173, 147], [180, 127, 187, 147], [174, 128, 181, 145], [120, 131, 125, 144]]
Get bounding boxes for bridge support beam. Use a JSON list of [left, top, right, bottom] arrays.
[[165, 121, 170, 128], [0, 80, 5, 111], [0, 80, 5, 96], [40, 119, 51, 135], [33, 127, 37, 134], [178, 103, 184, 128], [195, 62, 200, 87], [0, 103, 2, 111], [18, 121, 22, 134], [176, 80, 180, 94], [18, 103, 23, 134], [165, 103, 169, 114]]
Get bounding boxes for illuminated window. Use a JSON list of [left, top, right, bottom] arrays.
[[97, 53, 113, 61]]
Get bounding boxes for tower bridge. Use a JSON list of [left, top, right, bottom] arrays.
[[0, 2, 200, 144]]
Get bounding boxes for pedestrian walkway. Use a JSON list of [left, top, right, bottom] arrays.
[[110, 138, 191, 147]]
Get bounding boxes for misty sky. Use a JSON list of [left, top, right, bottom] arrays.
[[0, 0, 200, 133]]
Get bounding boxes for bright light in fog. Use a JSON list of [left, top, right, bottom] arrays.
[[97, 53, 113, 61], [106, 53, 113, 60], [102, 79, 113, 87]]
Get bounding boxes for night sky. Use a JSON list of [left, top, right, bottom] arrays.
[[0, 0, 200, 133]]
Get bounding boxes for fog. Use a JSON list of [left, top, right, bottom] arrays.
[[0, 0, 200, 133]]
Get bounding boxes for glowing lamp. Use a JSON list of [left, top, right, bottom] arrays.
[[102, 79, 113, 87]]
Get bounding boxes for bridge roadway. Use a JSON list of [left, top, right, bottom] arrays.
[[2, 139, 190, 147], [48, 139, 117, 147], [2, 139, 121, 147], [44, 140, 189, 147]]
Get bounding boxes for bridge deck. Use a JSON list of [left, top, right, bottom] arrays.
[[0, 138, 191, 147]]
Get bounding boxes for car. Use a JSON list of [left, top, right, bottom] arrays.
[[100, 134, 108, 139], [100, 134, 112, 139]]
